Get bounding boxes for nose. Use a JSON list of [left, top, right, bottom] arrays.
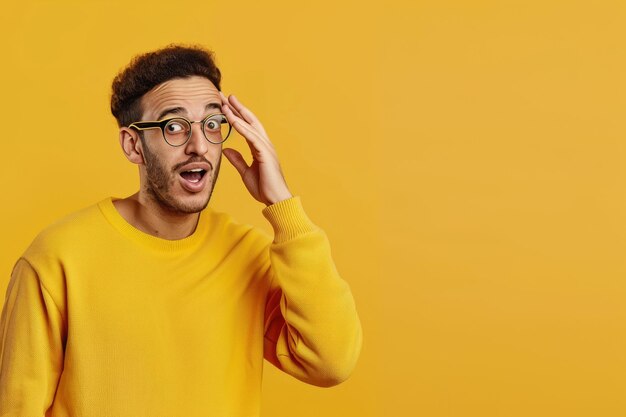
[[184, 121, 209, 156]]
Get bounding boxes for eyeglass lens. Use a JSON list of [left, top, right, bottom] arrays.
[[163, 114, 230, 146]]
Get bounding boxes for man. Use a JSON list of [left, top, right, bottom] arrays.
[[0, 44, 362, 416]]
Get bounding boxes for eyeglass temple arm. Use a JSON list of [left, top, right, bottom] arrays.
[[128, 122, 162, 130], [128, 114, 228, 130]]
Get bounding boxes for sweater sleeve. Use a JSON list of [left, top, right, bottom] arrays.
[[261, 196, 363, 387], [0, 258, 66, 416]]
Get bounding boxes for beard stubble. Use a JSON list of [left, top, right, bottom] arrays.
[[142, 140, 221, 214]]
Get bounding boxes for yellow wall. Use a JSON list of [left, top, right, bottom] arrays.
[[1, 0, 625, 415]]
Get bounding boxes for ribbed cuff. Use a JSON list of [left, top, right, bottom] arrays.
[[261, 196, 318, 243]]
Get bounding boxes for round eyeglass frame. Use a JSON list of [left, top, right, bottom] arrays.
[[128, 113, 232, 147]]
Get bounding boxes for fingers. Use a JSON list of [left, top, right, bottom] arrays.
[[222, 103, 253, 136], [224, 107, 276, 161], [222, 99, 276, 155], [220, 92, 254, 135], [220, 92, 268, 138], [219, 91, 244, 120], [222, 148, 248, 177]]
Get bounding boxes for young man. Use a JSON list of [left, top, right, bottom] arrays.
[[0, 44, 362, 416]]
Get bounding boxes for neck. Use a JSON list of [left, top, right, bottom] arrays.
[[113, 192, 201, 240]]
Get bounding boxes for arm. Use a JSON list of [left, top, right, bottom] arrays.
[[261, 197, 363, 387], [0, 258, 66, 415], [217, 93, 362, 385]]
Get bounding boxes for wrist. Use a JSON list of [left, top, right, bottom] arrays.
[[265, 191, 293, 207]]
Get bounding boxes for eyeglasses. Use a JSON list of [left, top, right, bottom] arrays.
[[128, 113, 232, 147]]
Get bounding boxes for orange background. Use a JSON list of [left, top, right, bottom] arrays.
[[1, 0, 625, 416]]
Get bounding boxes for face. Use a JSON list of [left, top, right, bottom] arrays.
[[136, 76, 224, 214]]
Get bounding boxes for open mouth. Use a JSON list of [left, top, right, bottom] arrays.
[[179, 168, 207, 183]]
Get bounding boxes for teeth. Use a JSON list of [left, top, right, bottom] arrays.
[[188, 168, 203, 172]]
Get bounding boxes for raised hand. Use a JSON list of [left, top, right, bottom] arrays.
[[220, 92, 293, 206]]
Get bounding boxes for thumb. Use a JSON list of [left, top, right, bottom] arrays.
[[222, 148, 248, 177]]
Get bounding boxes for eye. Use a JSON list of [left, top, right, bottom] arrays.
[[205, 119, 220, 131], [206, 116, 226, 132], [166, 122, 185, 133]]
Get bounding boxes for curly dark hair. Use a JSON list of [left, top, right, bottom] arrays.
[[110, 44, 222, 129]]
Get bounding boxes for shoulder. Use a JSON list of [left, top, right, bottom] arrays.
[[204, 206, 273, 255], [13, 202, 104, 312], [22, 201, 106, 264]]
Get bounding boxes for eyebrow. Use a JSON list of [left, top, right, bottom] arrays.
[[156, 102, 222, 121]]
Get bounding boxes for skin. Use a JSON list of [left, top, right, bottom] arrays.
[[116, 75, 293, 240]]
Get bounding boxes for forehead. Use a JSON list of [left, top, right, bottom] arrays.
[[141, 75, 220, 119]]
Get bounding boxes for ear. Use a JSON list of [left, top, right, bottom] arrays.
[[119, 127, 144, 165]]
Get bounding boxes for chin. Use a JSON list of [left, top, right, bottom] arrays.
[[145, 165, 219, 215], [148, 186, 213, 215], [172, 191, 212, 214]]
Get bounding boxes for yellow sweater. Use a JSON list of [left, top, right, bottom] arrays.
[[0, 196, 362, 417]]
